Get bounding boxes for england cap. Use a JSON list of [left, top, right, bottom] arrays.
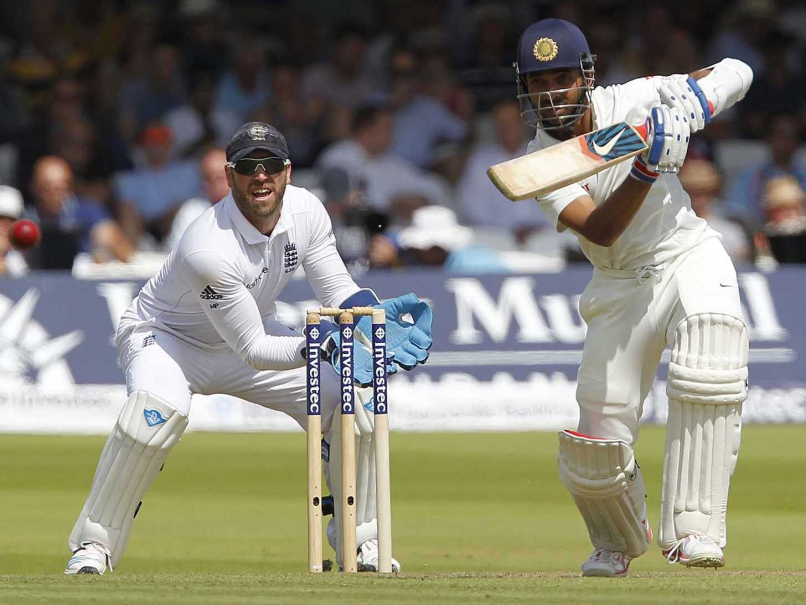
[[226, 122, 289, 162]]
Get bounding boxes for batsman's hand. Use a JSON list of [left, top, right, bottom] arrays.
[[627, 102, 691, 179], [321, 331, 397, 387], [659, 76, 711, 133]]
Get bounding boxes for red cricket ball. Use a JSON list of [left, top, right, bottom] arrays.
[[9, 219, 41, 250]]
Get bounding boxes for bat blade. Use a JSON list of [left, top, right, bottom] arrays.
[[487, 122, 648, 201]]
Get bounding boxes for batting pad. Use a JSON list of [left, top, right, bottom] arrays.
[[660, 313, 748, 550], [558, 430, 652, 558], [326, 387, 377, 563], [68, 391, 188, 567]]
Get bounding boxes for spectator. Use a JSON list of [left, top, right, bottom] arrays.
[[706, 0, 777, 78], [15, 77, 132, 204], [316, 102, 451, 213], [395, 205, 508, 273], [165, 148, 229, 250], [388, 46, 468, 169], [118, 43, 187, 145], [759, 175, 806, 264], [458, 99, 550, 245], [726, 115, 806, 226], [4, 0, 92, 117], [165, 71, 240, 159], [301, 23, 378, 109], [737, 30, 806, 140], [253, 63, 325, 168], [179, 0, 230, 78], [679, 159, 752, 263], [214, 35, 271, 121], [319, 167, 388, 274], [113, 124, 202, 246], [457, 3, 517, 112], [26, 156, 133, 270], [0, 186, 29, 276]]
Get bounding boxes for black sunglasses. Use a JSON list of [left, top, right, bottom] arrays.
[[227, 157, 289, 176]]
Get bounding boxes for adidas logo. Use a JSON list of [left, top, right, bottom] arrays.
[[200, 285, 223, 300]]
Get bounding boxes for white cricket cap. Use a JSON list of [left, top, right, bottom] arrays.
[[398, 206, 473, 252], [0, 185, 23, 219]]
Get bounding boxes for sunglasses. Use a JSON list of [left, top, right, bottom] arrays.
[[227, 157, 289, 176]]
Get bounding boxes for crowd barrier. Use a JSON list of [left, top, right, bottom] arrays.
[[1, 267, 803, 433]]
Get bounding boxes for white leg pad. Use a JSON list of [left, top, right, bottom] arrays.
[[661, 313, 748, 550], [558, 430, 652, 558], [68, 391, 188, 567], [326, 386, 377, 563]]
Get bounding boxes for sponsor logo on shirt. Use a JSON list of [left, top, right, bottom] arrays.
[[246, 266, 269, 290], [200, 285, 223, 300]]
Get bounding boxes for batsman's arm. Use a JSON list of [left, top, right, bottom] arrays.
[[182, 249, 306, 370], [690, 58, 753, 118], [556, 176, 653, 247]]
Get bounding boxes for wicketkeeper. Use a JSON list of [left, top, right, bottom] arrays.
[[65, 122, 433, 575]]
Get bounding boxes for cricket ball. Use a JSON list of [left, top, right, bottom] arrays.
[[9, 219, 41, 250]]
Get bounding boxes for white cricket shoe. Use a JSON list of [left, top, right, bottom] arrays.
[[64, 541, 112, 575], [663, 534, 725, 568], [356, 539, 401, 573], [581, 548, 632, 577]]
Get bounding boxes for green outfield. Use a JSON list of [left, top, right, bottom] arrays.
[[1, 426, 805, 604]]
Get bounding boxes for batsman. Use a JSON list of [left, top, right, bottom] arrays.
[[513, 19, 752, 576], [64, 122, 432, 575]]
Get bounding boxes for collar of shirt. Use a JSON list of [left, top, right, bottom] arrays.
[[223, 193, 293, 245]]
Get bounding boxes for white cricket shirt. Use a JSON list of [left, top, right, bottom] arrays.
[[528, 76, 715, 271], [121, 185, 360, 370]]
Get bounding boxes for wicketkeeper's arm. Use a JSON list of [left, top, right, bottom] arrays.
[[182, 249, 306, 370]]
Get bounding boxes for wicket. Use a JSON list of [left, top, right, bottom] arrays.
[[305, 307, 392, 573]]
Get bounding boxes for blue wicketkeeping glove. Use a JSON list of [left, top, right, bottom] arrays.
[[352, 292, 433, 371], [321, 330, 397, 387]]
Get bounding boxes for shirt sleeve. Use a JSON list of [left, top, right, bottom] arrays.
[[182, 249, 306, 370], [302, 197, 361, 306]]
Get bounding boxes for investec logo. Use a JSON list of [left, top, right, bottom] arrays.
[[340, 328, 353, 413], [306, 345, 320, 414], [446, 274, 788, 345], [373, 334, 387, 414]]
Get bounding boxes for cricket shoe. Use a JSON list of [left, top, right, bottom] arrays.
[[663, 534, 724, 568], [581, 548, 632, 577], [64, 541, 112, 575], [356, 539, 401, 572]]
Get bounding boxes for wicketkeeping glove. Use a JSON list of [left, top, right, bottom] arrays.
[[355, 293, 433, 370], [321, 330, 397, 387]]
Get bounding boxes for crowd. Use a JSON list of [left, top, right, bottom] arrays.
[[0, 0, 804, 277]]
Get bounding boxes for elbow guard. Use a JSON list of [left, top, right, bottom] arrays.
[[697, 58, 753, 117]]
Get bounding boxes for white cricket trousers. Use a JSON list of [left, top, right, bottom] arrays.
[[117, 316, 338, 430], [575, 237, 744, 444]]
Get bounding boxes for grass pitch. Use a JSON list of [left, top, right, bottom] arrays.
[[1, 426, 805, 604]]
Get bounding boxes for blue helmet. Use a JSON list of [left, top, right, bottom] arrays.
[[514, 19, 596, 132]]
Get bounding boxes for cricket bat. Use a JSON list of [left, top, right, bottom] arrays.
[[487, 122, 649, 201]]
